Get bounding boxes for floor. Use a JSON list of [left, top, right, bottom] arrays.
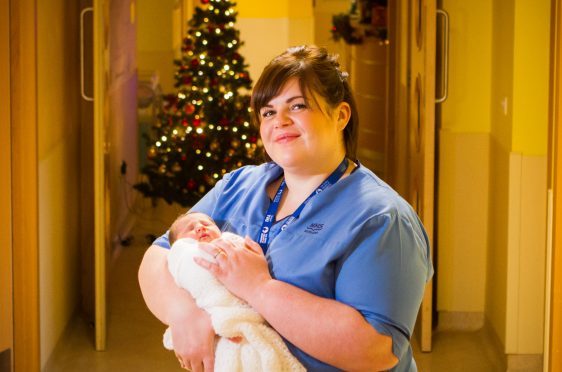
[[45, 203, 505, 372]]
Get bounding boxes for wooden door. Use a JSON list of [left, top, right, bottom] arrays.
[[9, 0, 40, 368], [391, 0, 436, 352], [408, 0, 436, 352], [90, 0, 110, 351]]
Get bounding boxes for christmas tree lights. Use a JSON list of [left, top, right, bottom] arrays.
[[135, 0, 262, 207]]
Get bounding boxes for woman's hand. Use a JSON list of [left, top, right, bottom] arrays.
[[168, 304, 216, 372], [138, 245, 217, 371], [195, 236, 272, 301]]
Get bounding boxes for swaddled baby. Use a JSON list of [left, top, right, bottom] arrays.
[[163, 212, 304, 372]]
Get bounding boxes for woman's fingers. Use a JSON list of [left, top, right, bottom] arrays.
[[243, 236, 263, 254]]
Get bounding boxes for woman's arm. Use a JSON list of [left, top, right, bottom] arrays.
[[196, 238, 398, 371], [250, 278, 398, 371], [138, 245, 216, 372]]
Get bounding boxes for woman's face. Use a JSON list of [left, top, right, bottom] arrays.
[[258, 78, 349, 171]]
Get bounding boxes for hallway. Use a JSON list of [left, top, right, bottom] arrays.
[[45, 205, 504, 372]]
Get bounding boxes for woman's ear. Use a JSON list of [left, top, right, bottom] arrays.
[[335, 102, 351, 131]]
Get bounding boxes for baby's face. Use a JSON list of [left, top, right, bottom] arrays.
[[176, 213, 221, 242]]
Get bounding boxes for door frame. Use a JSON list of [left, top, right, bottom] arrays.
[[548, 0, 562, 369], [0, 0, 13, 368], [10, 0, 40, 370]]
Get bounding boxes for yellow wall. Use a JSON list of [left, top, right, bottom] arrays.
[[137, 0, 176, 91], [37, 0, 82, 367], [237, 0, 314, 84], [237, 0, 312, 19], [511, 0, 550, 156], [441, 0, 492, 134], [441, 0, 550, 356]]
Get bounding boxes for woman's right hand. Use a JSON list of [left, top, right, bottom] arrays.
[[139, 245, 216, 371], [169, 300, 216, 371]]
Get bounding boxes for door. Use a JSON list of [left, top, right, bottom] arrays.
[[391, 0, 436, 352], [80, 0, 111, 351], [408, 0, 436, 352], [93, 0, 111, 351]]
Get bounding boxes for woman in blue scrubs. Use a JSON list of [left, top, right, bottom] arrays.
[[139, 45, 433, 372]]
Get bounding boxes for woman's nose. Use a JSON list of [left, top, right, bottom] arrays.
[[274, 110, 292, 128]]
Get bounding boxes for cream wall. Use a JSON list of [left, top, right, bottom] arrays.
[[37, 0, 82, 367], [237, 0, 314, 85], [441, 0, 549, 356]]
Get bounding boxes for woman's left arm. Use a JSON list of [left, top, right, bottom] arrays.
[[195, 237, 398, 371], [249, 271, 398, 371]]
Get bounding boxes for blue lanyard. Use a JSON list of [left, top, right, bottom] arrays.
[[258, 158, 349, 251]]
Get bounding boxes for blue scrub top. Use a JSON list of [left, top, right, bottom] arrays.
[[154, 162, 433, 372]]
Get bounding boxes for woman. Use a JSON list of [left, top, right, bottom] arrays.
[[139, 45, 433, 371]]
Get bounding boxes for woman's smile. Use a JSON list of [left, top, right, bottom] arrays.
[[274, 132, 301, 144]]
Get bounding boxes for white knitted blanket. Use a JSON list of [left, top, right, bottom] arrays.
[[163, 233, 305, 372]]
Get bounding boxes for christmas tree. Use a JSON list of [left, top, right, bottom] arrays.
[[135, 0, 261, 207]]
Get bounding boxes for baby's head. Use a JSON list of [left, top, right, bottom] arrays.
[[169, 212, 221, 245]]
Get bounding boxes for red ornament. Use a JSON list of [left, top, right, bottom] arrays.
[[187, 179, 196, 190], [185, 104, 195, 114], [181, 154, 187, 161], [193, 118, 201, 127], [181, 119, 188, 127], [219, 117, 229, 126], [250, 136, 257, 143], [201, 0, 209, 3], [191, 59, 199, 67]]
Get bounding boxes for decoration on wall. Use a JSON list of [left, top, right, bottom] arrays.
[[331, 0, 388, 45]]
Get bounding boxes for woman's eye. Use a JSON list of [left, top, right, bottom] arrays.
[[261, 110, 275, 118], [291, 103, 307, 111]]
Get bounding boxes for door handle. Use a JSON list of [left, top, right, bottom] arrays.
[[80, 7, 94, 102], [436, 9, 449, 103]]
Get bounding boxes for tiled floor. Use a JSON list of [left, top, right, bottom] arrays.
[[45, 204, 505, 371]]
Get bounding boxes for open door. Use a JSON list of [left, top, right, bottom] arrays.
[[408, 0, 436, 352], [80, 0, 110, 351], [390, 0, 436, 352]]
